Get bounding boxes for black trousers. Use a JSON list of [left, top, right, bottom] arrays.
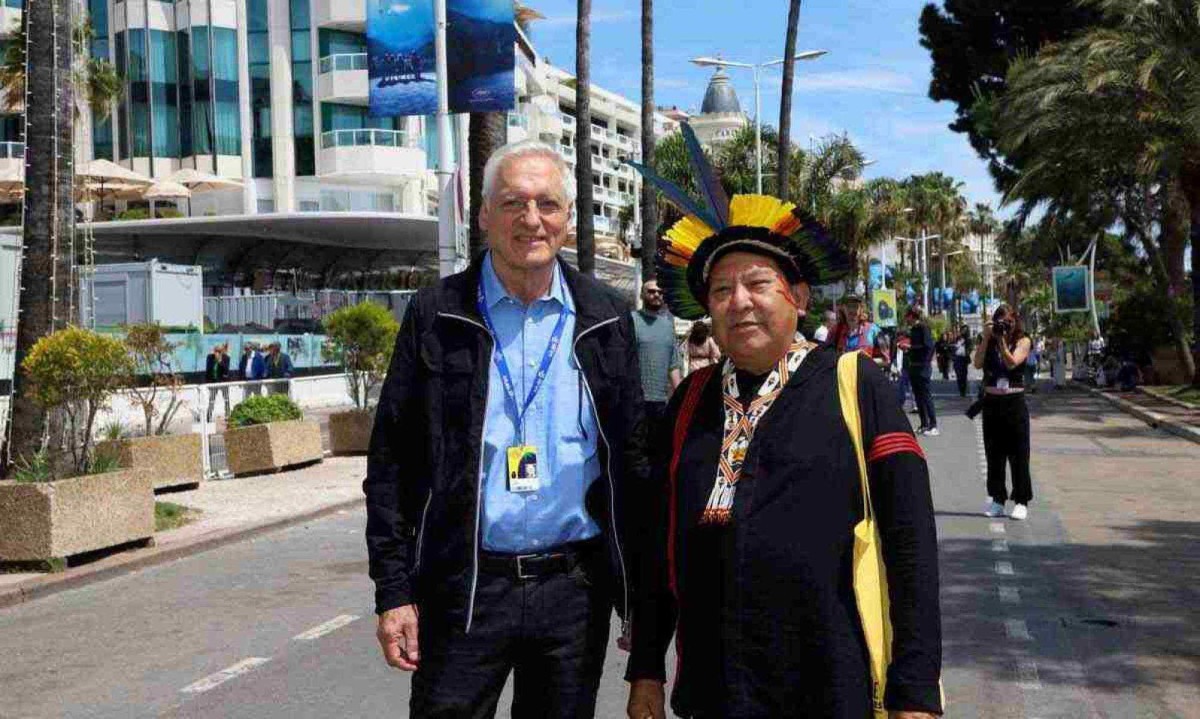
[[907, 367, 937, 429], [410, 552, 612, 718], [644, 401, 667, 438], [952, 357, 970, 397], [982, 393, 1033, 504]]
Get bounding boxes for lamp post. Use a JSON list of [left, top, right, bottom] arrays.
[[690, 50, 828, 194], [937, 247, 966, 318], [894, 233, 939, 312]]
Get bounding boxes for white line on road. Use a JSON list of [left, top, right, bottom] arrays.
[[992, 539, 1010, 553], [181, 658, 271, 694], [996, 561, 1015, 575], [1005, 618, 1033, 641], [293, 614, 360, 641], [990, 522, 1006, 534], [999, 586, 1021, 604], [1016, 660, 1042, 689]]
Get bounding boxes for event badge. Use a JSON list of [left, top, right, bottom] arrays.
[[997, 377, 1010, 391], [507, 445, 540, 493]]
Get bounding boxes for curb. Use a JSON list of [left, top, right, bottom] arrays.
[[0, 497, 363, 611], [1139, 386, 1200, 412], [1078, 383, 1200, 446]]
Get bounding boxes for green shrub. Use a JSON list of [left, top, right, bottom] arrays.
[[322, 302, 399, 410], [228, 394, 303, 428], [116, 208, 150, 221], [12, 450, 52, 483]]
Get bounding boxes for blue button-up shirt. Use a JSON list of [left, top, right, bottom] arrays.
[[479, 253, 602, 553]]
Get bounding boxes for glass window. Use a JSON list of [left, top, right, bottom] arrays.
[[289, 0, 310, 29], [149, 30, 179, 157], [128, 29, 151, 157], [249, 0, 273, 177], [291, 0, 313, 175], [212, 27, 241, 155], [177, 30, 193, 157], [191, 26, 212, 155], [318, 29, 365, 58], [115, 32, 129, 159]]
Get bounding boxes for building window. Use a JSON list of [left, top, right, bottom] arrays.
[[248, 0, 272, 177], [318, 29, 365, 57], [115, 32, 129, 158], [257, 198, 276, 213], [320, 189, 395, 212], [212, 27, 241, 155], [321, 103, 397, 132], [298, 200, 319, 212], [89, 0, 112, 160], [177, 30, 192, 157], [127, 29, 151, 157], [191, 25, 212, 155], [290, 0, 314, 176], [149, 30, 179, 157]]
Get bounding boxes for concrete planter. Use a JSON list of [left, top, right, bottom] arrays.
[[98, 434, 204, 491], [0, 470, 155, 565], [223, 420, 323, 476], [328, 409, 374, 455]]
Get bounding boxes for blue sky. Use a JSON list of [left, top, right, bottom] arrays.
[[523, 0, 1004, 213]]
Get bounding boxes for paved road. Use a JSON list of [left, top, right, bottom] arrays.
[[1, 381, 1195, 718]]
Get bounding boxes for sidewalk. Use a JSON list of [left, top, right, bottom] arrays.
[[1079, 382, 1200, 445], [0, 456, 367, 609]]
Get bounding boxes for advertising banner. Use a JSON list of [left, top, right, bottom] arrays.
[[873, 289, 897, 328], [1052, 266, 1090, 313], [368, 0, 515, 117]]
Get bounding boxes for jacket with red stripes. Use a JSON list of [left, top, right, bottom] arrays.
[[626, 347, 942, 717]]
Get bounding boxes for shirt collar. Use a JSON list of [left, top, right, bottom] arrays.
[[482, 251, 570, 311]]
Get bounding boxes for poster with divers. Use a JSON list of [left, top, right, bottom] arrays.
[[368, 0, 515, 117], [1052, 265, 1090, 313]]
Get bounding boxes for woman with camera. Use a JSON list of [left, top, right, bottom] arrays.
[[973, 304, 1034, 520]]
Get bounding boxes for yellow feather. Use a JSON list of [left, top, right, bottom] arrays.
[[665, 215, 715, 255], [729, 194, 797, 230]]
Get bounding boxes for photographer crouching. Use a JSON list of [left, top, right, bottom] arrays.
[[973, 304, 1035, 520]]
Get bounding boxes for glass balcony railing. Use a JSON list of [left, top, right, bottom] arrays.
[[507, 112, 529, 129], [318, 53, 368, 74], [320, 129, 412, 150], [0, 141, 24, 159]]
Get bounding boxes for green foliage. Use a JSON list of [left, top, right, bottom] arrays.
[[322, 302, 399, 410], [1105, 280, 1193, 362], [228, 394, 303, 428], [122, 323, 184, 436], [87, 449, 123, 475], [155, 501, 199, 532], [11, 450, 52, 483], [99, 420, 127, 441], [116, 208, 151, 221], [21, 327, 133, 478]]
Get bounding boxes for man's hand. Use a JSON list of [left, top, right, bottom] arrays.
[[377, 604, 420, 671], [627, 679, 666, 719]]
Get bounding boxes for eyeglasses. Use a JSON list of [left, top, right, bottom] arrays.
[[644, 289, 663, 296], [496, 197, 567, 217]]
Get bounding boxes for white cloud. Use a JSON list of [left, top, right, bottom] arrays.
[[538, 10, 636, 27], [761, 69, 919, 96]]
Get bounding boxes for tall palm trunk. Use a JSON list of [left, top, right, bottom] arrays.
[[1183, 173, 1200, 385], [776, 0, 801, 200], [638, 0, 655, 282], [4, 0, 75, 472], [467, 112, 507, 259], [574, 0, 594, 276]]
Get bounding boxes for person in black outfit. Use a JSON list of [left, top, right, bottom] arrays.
[[204, 343, 231, 422], [973, 304, 1034, 520], [952, 325, 973, 397], [935, 331, 952, 380], [903, 307, 938, 436], [623, 165, 942, 718]]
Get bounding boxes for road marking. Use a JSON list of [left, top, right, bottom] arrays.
[[181, 658, 271, 694], [990, 522, 1006, 534], [992, 539, 1010, 553], [293, 614, 360, 641], [1016, 660, 1042, 689], [999, 586, 1021, 604], [995, 561, 1015, 575], [1005, 618, 1033, 641]]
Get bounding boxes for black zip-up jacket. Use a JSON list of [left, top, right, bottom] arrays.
[[364, 256, 649, 630], [904, 321, 934, 371]]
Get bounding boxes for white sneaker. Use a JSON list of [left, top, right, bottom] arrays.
[[984, 500, 1005, 518], [1010, 504, 1029, 521], [924, 427, 940, 437]]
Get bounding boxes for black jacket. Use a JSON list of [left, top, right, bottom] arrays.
[[364, 256, 649, 630], [904, 322, 934, 371], [627, 349, 942, 717], [205, 353, 230, 382]]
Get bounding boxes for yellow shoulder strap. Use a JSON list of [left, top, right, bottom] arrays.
[[837, 352, 872, 520]]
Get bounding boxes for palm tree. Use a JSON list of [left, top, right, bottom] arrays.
[[797, 134, 865, 217], [716, 124, 782, 196], [574, 0, 594, 276], [638, 0, 656, 281], [5, 0, 77, 471], [776, 0, 802, 198]]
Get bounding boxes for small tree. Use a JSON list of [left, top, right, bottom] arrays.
[[322, 303, 400, 411], [123, 323, 185, 436], [21, 327, 132, 477]]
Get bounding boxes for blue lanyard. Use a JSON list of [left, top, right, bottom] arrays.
[[477, 270, 571, 443]]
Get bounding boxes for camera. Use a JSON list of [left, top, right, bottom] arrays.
[[993, 318, 1012, 336]]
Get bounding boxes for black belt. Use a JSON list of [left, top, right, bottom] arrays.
[[479, 539, 602, 581]]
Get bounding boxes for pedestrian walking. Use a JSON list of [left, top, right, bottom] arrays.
[[952, 325, 973, 397], [678, 320, 722, 378], [622, 159, 942, 719], [812, 309, 837, 344], [1023, 336, 1041, 392], [833, 294, 880, 359], [238, 343, 266, 397], [364, 140, 647, 718], [265, 342, 293, 395], [904, 307, 938, 436], [1052, 337, 1067, 389], [633, 279, 683, 432], [894, 330, 913, 411], [935, 331, 952, 381], [204, 343, 231, 422], [974, 304, 1034, 521]]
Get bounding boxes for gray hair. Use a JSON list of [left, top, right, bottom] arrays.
[[481, 140, 576, 208]]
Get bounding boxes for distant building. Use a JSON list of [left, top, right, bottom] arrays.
[[688, 68, 749, 149]]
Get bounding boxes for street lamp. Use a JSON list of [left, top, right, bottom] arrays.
[[934, 247, 966, 317], [691, 50, 829, 194]]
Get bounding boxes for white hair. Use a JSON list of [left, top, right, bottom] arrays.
[[481, 140, 577, 208]]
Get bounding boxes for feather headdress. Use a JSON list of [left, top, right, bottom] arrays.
[[625, 123, 850, 320]]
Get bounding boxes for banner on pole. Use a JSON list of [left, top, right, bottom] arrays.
[[1052, 265, 1090, 313], [873, 289, 897, 328], [368, 0, 515, 117]]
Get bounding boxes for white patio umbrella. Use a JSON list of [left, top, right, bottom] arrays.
[[142, 180, 192, 201], [77, 159, 153, 218], [166, 168, 243, 216]]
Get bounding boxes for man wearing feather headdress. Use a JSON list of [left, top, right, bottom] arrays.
[[623, 125, 942, 719]]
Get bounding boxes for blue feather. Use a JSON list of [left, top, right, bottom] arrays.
[[623, 160, 721, 230], [681, 123, 729, 229]]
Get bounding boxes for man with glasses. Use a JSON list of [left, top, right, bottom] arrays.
[[365, 140, 648, 717], [632, 280, 684, 432]]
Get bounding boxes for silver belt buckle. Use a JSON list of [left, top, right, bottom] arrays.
[[515, 554, 537, 580]]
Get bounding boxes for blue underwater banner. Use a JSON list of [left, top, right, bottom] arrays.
[[368, 0, 515, 117]]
